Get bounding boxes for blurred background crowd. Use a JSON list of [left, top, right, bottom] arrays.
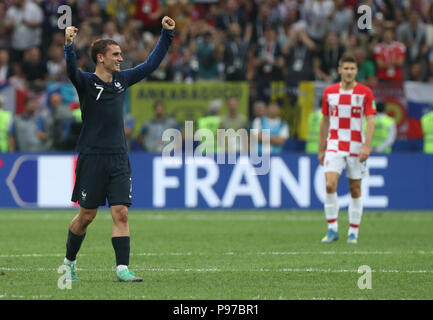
[[0, 0, 432, 154]]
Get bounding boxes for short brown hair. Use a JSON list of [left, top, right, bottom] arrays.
[[339, 53, 357, 66], [91, 39, 120, 64]]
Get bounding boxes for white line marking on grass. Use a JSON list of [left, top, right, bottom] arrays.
[[256, 251, 394, 255], [2, 266, 433, 274], [140, 296, 198, 300], [134, 252, 196, 256], [251, 295, 288, 300], [0, 253, 64, 258], [1, 250, 431, 258], [0, 293, 200, 299], [0, 294, 56, 299], [125, 267, 433, 274]]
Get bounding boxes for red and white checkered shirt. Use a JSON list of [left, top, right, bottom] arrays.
[[322, 82, 376, 156]]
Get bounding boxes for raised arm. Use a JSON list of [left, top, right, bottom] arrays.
[[64, 26, 86, 91], [121, 16, 175, 87]]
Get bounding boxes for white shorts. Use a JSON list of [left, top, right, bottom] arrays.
[[323, 152, 368, 180]]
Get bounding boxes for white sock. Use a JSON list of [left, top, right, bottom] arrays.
[[64, 257, 76, 264], [116, 265, 128, 272], [324, 192, 339, 232], [348, 197, 363, 237]]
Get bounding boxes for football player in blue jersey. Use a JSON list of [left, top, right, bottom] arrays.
[[62, 16, 175, 282]]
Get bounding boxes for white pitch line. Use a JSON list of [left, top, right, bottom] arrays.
[[256, 251, 395, 255], [0, 293, 194, 300], [1, 266, 433, 274], [251, 295, 288, 300], [0, 253, 64, 258], [139, 296, 198, 299], [0, 294, 54, 299], [1, 250, 432, 258], [133, 252, 196, 256]]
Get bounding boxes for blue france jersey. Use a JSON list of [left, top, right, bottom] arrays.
[[64, 29, 173, 154]]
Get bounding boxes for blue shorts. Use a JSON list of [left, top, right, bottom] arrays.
[[72, 153, 132, 209]]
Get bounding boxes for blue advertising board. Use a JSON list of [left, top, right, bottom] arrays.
[[0, 153, 432, 209]]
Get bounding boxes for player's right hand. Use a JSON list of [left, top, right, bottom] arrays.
[[65, 26, 78, 45], [162, 16, 175, 30], [359, 145, 370, 163]]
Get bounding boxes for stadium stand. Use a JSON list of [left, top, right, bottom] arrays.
[[1, 0, 432, 153]]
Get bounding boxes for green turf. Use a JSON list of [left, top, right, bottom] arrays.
[[0, 209, 433, 300]]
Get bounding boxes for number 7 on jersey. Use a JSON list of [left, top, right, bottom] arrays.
[[95, 85, 104, 100]]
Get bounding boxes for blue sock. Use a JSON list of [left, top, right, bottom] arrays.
[[65, 229, 86, 262], [112, 236, 130, 266]]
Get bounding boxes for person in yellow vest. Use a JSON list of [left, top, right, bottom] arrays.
[[0, 95, 13, 153], [305, 98, 323, 154], [370, 99, 396, 153], [197, 99, 222, 154], [220, 96, 248, 153], [421, 105, 433, 154]]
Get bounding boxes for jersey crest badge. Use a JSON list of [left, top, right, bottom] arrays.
[[114, 81, 124, 92]]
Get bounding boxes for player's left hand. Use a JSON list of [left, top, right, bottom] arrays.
[[359, 145, 370, 163], [162, 16, 175, 30]]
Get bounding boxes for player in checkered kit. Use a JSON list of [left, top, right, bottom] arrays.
[[318, 54, 376, 244]]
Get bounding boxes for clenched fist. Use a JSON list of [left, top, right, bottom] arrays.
[[65, 26, 78, 45], [162, 16, 175, 30]]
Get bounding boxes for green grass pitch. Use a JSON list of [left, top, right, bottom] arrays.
[[0, 209, 433, 300]]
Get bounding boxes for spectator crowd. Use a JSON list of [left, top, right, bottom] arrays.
[[1, 0, 433, 153]]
